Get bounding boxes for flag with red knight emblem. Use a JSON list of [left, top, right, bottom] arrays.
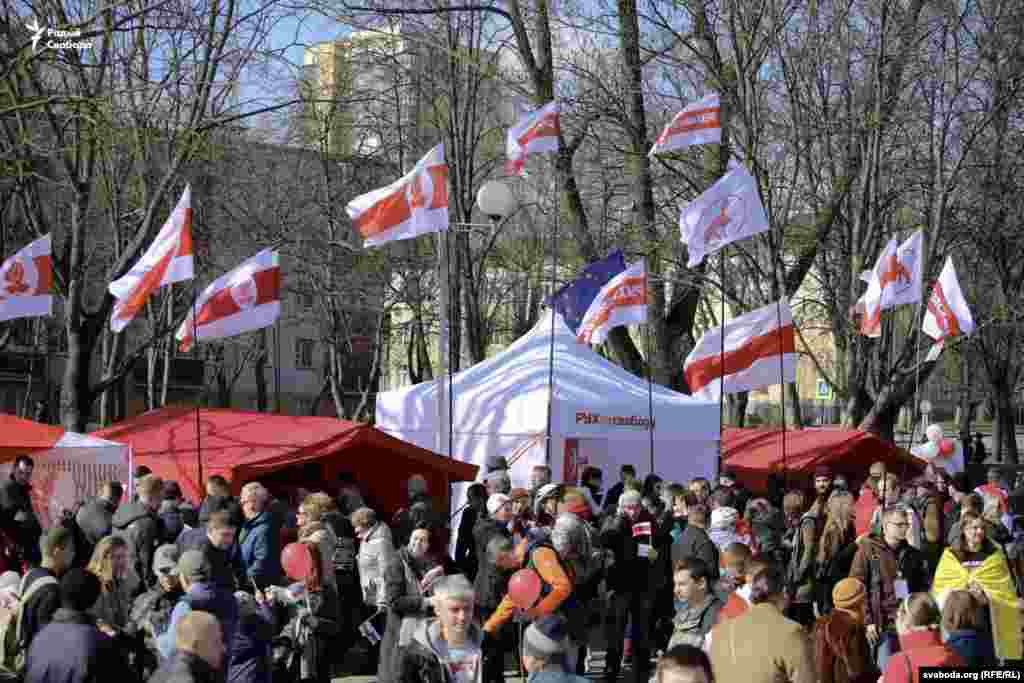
[[679, 163, 769, 267], [854, 231, 923, 338], [649, 93, 721, 156], [176, 250, 280, 352], [0, 234, 53, 322], [506, 101, 560, 176], [922, 256, 974, 361], [109, 185, 194, 332], [346, 144, 449, 248], [576, 259, 647, 345]]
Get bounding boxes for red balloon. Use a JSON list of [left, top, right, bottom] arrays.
[[507, 569, 542, 610], [281, 542, 315, 581], [939, 439, 955, 456]]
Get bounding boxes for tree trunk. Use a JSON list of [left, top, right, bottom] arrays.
[[957, 349, 972, 439], [254, 329, 268, 412], [993, 387, 1019, 464], [787, 383, 804, 429], [328, 344, 345, 419], [61, 322, 94, 432]]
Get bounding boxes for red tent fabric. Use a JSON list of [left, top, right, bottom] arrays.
[[721, 427, 925, 493], [0, 414, 66, 463], [94, 407, 478, 514]]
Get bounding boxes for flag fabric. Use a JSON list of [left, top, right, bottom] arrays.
[[176, 249, 280, 352], [545, 251, 627, 333], [109, 186, 194, 332], [679, 163, 769, 267], [576, 259, 647, 345], [346, 144, 449, 248], [922, 257, 974, 361], [0, 235, 53, 323], [854, 231, 923, 337], [506, 101, 560, 176], [649, 93, 722, 156], [684, 299, 797, 400]]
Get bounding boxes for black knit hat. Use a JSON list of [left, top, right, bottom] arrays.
[[60, 569, 101, 611]]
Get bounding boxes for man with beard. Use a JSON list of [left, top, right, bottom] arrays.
[[809, 466, 833, 517], [0, 455, 42, 567], [600, 489, 670, 683]]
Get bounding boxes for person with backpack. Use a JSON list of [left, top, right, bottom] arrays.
[[112, 475, 165, 598], [1, 526, 76, 677]]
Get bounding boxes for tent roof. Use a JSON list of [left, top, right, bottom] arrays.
[[377, 311, 719, 441], [94, 407, 478, 503], [0, 414, 66, 462], [722, 427, 924, 491]]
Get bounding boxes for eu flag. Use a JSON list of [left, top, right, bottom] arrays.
[[544, 250, 627, 333]]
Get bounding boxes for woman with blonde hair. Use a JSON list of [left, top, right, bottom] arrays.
[[87, 535, 132, 634], [814, 491, 858, 614]]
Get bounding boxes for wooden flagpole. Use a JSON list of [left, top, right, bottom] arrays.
[[646, 260, 655, 474], [544, 188, 559, 466]]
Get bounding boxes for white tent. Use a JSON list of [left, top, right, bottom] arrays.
[[376, 312, 720, 525], [1, 431, 130, 528]]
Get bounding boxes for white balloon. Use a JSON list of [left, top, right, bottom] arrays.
[[926, 423, 944, 444]]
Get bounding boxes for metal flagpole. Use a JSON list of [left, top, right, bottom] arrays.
[[646, 297, 655, 475], [717, 247, 727, 477], [274, 318, 281, 413], [775, 299, 788, 490], [437, 228, 450, 457], [909, 300, 926, 447], [446, 226, 455, 460], [544, 192, 560, 465], [191, 294, 204, 494]]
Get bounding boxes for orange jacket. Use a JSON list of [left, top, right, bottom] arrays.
[[483, 542, 574, 633]]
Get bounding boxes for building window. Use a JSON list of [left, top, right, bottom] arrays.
[[295, 338, 316, 370]]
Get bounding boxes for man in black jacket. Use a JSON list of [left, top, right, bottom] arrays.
[[671, 504, 719, 582], [600, 489, 671, 683], [75, 481, 124, 553], [24, 569, 131, 683], [472, 494, 514, 683], [112, 474, 164, 597], [455, 484, 487, 580], [0, 455, 43, 566]]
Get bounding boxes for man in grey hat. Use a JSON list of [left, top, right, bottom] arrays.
[[131, 544, 185, 676], [156, 549, 239, 673]]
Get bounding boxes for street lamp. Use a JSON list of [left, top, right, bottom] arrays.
[[476, 180, 515, 220]]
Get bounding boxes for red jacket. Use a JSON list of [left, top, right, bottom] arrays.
[[854, 486, 879, 537], [882, 630, 965, 683]]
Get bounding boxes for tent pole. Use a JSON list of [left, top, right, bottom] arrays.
[[544, 185, 559, 467]]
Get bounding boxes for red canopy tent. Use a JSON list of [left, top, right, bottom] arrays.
[[0, 414, 66, 462], [721, 427, 925, 492], [94, 407, 478, 516]]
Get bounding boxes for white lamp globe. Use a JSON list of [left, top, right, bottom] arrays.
[[476, 180, 515, 219]]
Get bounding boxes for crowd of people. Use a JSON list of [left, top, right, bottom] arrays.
[[0, 451, 1021, 683]]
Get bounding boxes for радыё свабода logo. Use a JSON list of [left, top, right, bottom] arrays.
[[25, 18, 91, 53]]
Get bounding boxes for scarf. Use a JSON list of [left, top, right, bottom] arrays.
[[932, 547, 1022, 660]]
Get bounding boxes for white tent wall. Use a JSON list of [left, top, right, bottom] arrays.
[[377, 312, 721, 550], [0, 432, 131, 529]]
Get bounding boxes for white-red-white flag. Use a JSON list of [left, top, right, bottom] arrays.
[[679, 163, 769, 267], [854, 231, 922, 338], [649, 93, 721, 156], [0, 235, 53, 323], [576, 259, 647, 345], [684, 299, 796, 400], [109, 186, 194, 332], [346, 144, 449, 248], [923, 256, 974, 349], [176, 249, 280, 352], [506, 101, 560, 176]]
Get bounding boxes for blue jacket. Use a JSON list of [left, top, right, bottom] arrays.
[[24, 608, 129, 683], [157, 583, 239, 664], [236, 511, 281, 588], [945, 628, 996, 667], [227, 601, 274, 683], [527, 668, 590, 683]]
